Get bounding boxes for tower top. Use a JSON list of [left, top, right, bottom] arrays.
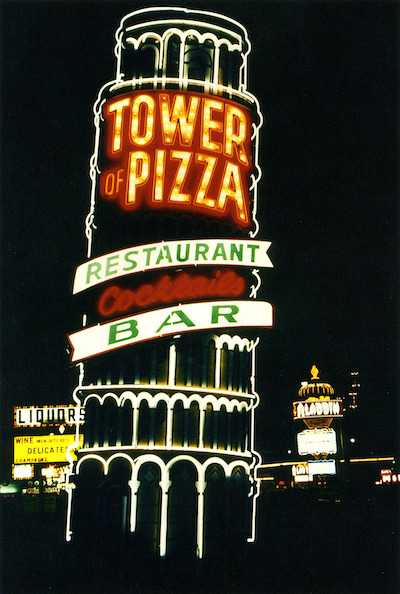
[[298, 366, 334, 399], [111, 6, 254, 99]]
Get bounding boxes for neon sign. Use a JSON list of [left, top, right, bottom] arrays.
[[97, 270, 247, 317], [68, 300, 273, 362], [380, 469, 400, 484], [73, 239, 272, 293], [67, 6, 270, 555], [293, 399, 343, 420], [99, 91, 254, 226]]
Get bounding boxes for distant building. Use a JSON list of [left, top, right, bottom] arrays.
[[346, 370, 360, 411]]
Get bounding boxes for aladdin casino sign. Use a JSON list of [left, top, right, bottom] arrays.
[[99, 91, 254, 226]]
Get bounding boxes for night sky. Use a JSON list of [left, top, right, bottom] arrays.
[[1, 0, 398, 473]]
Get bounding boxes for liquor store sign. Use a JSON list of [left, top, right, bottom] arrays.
[[14, 406, 85, 427], [14, 435, 84, 464]]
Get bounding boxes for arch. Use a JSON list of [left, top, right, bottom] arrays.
[[220, 343, 231, 391], [206, 338, 216, 388], [240, 408, 248, 452], [99, 457, 132, 542], [218, 42, 231, 88], [231, 345, 241, 392], [227, 466, 250, 557], [120, 391, 136, 406], [154, 400, 167, 446], [133, 454, 167, 482], [165, 33, 180, 79], [135, 462, 162, 555], [240, 348, 251, 393], [82, 391, 120, 407], [172, 400, 185, 447], [230, 50, 243, 90], [102, 396, 118, 447], [121, 40, 137, 82], [104, 453, 135, 474], [76, 454, 107, 475], [185, 46, 212, 82], [217, 404, 228, 450], [187, 401, 199, 447], [148, 392, 170, 407], [203, 403, 214, 449], [83, 396, 100, 448], [120, 399, 133, 446], [167, 392, 187, 408], [204, 463, 227, 558], [167, 460, 198, 559], [230, 405, 241, 452], [138, 400, 150, 446], [72, 458, 105, 543]]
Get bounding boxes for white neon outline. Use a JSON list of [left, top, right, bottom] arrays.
[[80, 384, 256, 406], [71, 450, 252, 558], [249, 268, 262, 298], [67, 328, 261, 544], [70, 7, 265, 552], [85, 7, 263, 257]]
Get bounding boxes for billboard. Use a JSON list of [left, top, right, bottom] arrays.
[[14, 435, 83, 464], [297, 428, 337, 456]]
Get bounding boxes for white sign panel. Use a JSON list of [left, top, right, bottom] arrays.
[[73, 239, 273, 294], [297, 429, 337, 456], [308, 459, 336, 476], [14, 406, 85, 427], [12, 464, 34, 480], [68, 300, 273, 362]]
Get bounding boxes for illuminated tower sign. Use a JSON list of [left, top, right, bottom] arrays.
[[293, 366, 343, 478], [65, 7, 273, 561]]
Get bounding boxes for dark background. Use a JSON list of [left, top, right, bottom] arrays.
[[1, 0, 398, 473]]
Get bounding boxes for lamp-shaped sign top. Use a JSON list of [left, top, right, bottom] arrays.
[[293, 365, 343, 429]]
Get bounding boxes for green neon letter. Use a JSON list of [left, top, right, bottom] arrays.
[[86, 262, 102, 284], [143, 246, 156, 266], [123, 250, 138, 271], [212, 243, 227, 261], [211, 304, 239, 324], [247, 244, 260, 262], [109, 319, 139, 344], [156, 310, 196, 333], [105, 254, 119, 276], [195, 243, 209, 261]]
